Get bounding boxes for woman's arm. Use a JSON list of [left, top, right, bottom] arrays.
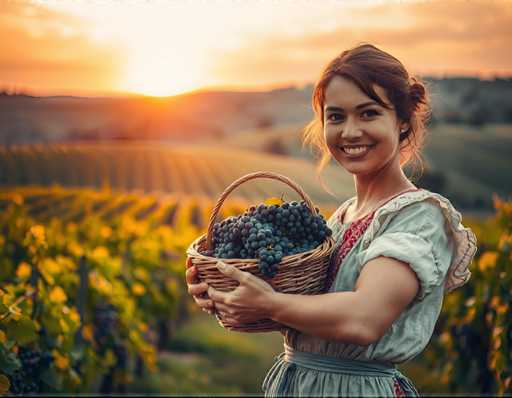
[[268, 256, 420, 345], [210, 256, 420, 346], [269, 290, 372, 345]]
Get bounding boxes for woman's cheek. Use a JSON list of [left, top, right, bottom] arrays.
[[324, 127, 339, 150]]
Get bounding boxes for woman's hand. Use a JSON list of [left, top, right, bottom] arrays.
[[185, 257, 215, 315], [208, 261, 276, 323]]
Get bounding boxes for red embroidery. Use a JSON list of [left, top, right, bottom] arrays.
[[393, 379, 406, 397], [325, 211, 374, 291]]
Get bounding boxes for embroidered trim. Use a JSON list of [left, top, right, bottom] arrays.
[[325, 211, 374, 291], [326, 189, 477, 295], [393, 378, 406, 397], [362, 189, 477, 294]]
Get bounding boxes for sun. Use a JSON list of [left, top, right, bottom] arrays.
[[123, 52, 205, 97]]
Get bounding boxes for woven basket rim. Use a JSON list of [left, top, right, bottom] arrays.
[[187, 233, 335, 265]]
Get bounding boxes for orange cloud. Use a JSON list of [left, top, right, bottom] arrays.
[[0, 1, 126, 94], [212, 0, 512, 85]]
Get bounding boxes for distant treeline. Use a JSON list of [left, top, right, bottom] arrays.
[[425, 77, 512, 126], [0, 76, 511, 146]]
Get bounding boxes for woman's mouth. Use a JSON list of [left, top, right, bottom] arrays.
[[339, 144, 375, 158]]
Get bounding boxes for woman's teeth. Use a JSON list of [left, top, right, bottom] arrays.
[[341, 145, 373, 155]]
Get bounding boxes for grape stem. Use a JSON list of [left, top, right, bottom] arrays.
[[0, 290, 37, 321]]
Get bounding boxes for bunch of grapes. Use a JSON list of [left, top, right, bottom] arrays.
[[8, 347, 43, 394], [202, 200, 332, 277], [93, 303, 118, 350]]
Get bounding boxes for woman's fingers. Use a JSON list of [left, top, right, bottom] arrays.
[[213, 301, 231, 314], [185, 265, 199, 284], [187, 282, 208, 296], [193, 295, 214, 310]]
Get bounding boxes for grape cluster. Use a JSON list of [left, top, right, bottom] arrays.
[[8, 347, 43, 394], [93, 303, 118, 350], [202, 200, 332, 278]]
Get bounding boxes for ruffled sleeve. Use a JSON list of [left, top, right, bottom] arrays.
[[355, 200, 462, 302]]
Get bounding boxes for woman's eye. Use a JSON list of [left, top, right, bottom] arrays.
[[362, 109, 379, 118], [327, 114, 344, 122]]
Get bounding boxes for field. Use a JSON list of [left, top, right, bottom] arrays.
[[0, 141, 353, 209]]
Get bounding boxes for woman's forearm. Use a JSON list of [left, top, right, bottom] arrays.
[[268, 291, 375, 346]]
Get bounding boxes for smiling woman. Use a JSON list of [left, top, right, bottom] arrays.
[[185, 42, 477, 398]]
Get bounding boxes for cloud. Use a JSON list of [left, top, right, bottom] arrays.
[[212, 0, 512, 84], [0, 1, 126, 94]]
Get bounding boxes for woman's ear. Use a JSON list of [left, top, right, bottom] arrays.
[[399, 122, 410, 133]]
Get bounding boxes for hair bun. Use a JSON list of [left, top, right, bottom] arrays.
[[409, 78, 427, 110]]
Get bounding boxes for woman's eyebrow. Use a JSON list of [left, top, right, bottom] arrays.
[[324, 101, 378, 113]]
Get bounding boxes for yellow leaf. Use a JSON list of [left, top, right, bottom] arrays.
[[134, 267, 150, 282], [497, 304, 508, 315], [264, 197, 284, 206], [89, 272, 112, 296], [29, 225, 46, 242], [91, 246, 109, 260], [16, 262, 31, 280], [11, 310, 22, 321], [82, 324, 94, 342], [132, 283, 146, 296], [100, 226, 112, 239], [0, 330, 6, 344], [52, 350, 69, 370], [138, 322, 148, 333], [67, 241, 84, 257], [69, 307, 80, 325], [49, 286, 67, 304], [59, 318, 69, 333], [0, 374, 10, 395], [478, 251, 498, 272], [41, 258, 61, 275]]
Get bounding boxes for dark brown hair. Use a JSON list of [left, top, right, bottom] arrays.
[[302, 43, 431, 195]]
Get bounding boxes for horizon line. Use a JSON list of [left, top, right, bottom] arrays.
[[2, 73, 512, 99]]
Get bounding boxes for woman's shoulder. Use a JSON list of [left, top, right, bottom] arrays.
[[368, 188, 477, 294], [373, 188, 465, 226]]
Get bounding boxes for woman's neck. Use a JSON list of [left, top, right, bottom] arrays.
[[352, 160, 415, 215]]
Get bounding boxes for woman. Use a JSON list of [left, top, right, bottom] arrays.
[[185, 43, 477, 397]]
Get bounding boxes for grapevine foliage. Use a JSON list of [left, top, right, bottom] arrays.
[[0, 190, 192, 394], [421, 197, 511, 395]]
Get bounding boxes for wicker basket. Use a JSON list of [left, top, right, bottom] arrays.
[[186, 171, 335, 332]]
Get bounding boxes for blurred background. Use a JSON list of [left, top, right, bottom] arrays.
[[0, 0, 511, 396]]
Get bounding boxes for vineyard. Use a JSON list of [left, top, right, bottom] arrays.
[[0, 189, 219, 393], [0, 142, 354, 207], [0, 186, 336, 394], [0, 184, 511, 394]]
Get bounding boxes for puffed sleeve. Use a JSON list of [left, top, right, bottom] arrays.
[[355, 200, 454, 302]]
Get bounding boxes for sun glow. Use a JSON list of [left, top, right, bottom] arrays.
[[46, 1, 222, 96], [123, 41, 207, 97]]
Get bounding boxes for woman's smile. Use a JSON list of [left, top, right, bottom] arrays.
[[339, 144, 376, 158]]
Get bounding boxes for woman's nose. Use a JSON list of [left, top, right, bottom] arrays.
[[340, 117, 362, 140]]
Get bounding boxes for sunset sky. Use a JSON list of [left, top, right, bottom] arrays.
[[1, 0, 511, 97]]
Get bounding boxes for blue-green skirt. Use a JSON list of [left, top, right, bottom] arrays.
[[262, 345, 419, 397]]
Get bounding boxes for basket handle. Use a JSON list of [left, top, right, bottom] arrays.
[[206, 171, 317, 250]]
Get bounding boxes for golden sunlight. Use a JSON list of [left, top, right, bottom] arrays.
[[123, 45, 206, 97], [117, 6, 213, 97], [46, 1, 217, 96]]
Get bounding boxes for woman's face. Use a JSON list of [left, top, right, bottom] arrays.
[[323, 75, 408, 178]]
